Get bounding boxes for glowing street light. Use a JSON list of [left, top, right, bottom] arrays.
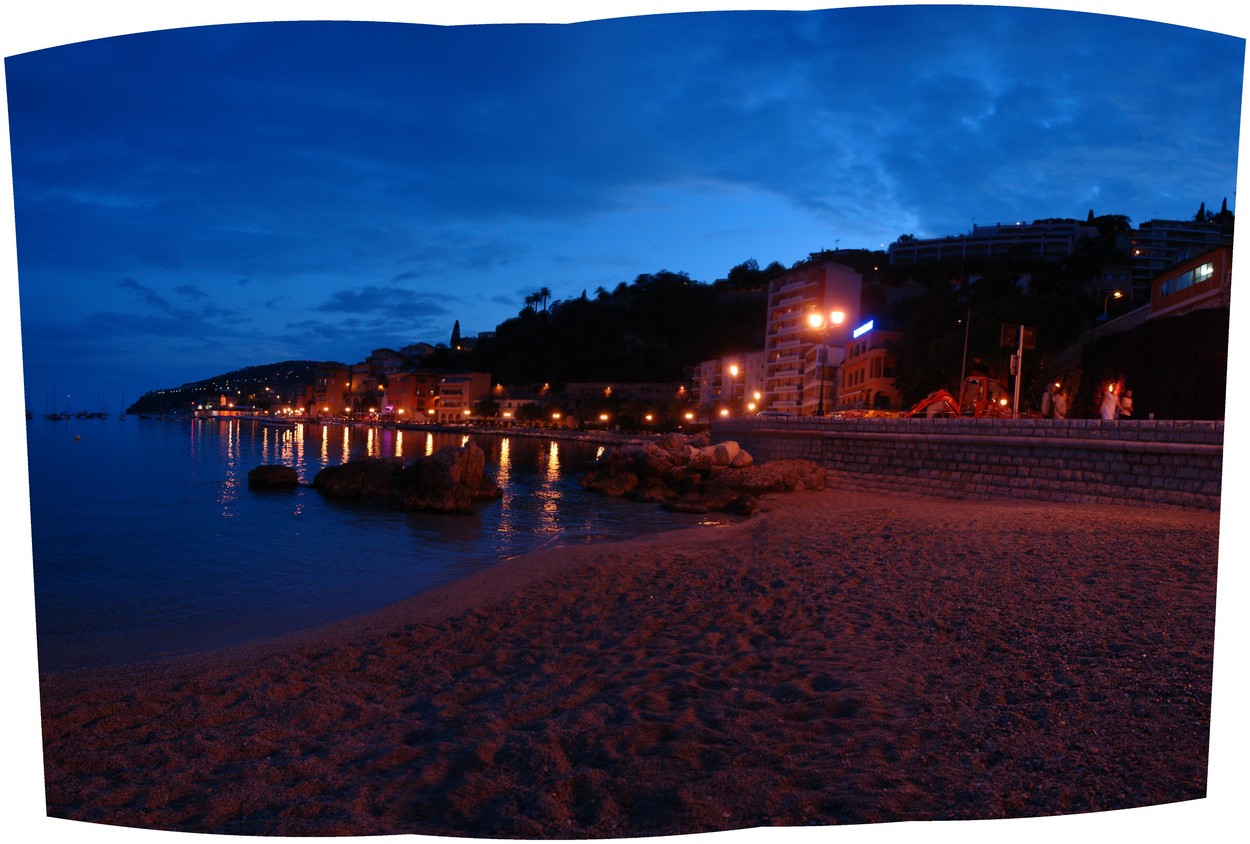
[[806, 309, 846, 416], [1103, 290, 1124, 317]]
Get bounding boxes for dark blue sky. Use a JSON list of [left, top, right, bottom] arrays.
[[3, 6, 1248, 841], [3, 2, 1244, 412]]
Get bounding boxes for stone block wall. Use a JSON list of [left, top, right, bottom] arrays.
[[712, 417, 1223, 510]]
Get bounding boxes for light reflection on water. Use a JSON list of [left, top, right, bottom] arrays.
[[27, 419, 729, 671]]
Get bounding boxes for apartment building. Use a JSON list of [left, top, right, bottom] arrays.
[[435, 372, 491, 423], [693, 350, 766, 413], [385, 370, 443, 420], [304, 363, 352, 416], [1149, 245, 1232, 320], [888, 220, 1099, 266], [1130, 219, 1233, 299], [838, 325, 903, 410], [763, 261, 862, 415]]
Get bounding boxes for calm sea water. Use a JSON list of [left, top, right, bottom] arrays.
[[25, 418, 722, 672]]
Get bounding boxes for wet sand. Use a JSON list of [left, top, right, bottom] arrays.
[[36, 488, 1220, 838]]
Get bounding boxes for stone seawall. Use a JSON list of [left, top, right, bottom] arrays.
[[713, 417, 1223, 511]]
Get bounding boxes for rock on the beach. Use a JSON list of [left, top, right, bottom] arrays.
[[247, 464, 301, 490], [311, 443, 502, 514], [710, 459, 828, 496], [582, 435, 813, 516], [397, 442, 503, 513]]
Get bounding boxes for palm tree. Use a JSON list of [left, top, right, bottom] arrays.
[[538, 287, 552, 313]]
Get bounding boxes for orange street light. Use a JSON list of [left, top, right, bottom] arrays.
[[1103, 290, 1124, 317]]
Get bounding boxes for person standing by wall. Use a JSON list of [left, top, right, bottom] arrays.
[[1100, 384, 1121, 421]]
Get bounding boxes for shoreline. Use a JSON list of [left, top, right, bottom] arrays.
[[42, 501, 745, 684], [37, 488, 1220, 837], [31, 422, 724, 675]]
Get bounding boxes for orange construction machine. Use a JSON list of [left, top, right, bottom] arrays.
[[902, 375, 1016, 418]]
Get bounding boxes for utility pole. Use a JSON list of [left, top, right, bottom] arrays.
[[1012, 324, 1025, 418]]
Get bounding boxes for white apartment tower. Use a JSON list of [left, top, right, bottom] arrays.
[[764, 261, 863, 415]]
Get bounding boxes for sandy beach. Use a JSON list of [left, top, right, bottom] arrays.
[[37, 488, 1219, 838]]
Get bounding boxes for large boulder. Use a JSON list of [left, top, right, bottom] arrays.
[[311, 457, 405, 503], [580, 448, 641, 496], [247, 464, 301, 490], [397, 443, 502, 513], [581, 434, 813, 517], [311, 443, 501, 514]]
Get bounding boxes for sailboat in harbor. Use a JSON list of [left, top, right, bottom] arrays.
[[43, 385, 69, 420]]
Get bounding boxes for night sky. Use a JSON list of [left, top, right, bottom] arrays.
[[3, 2, 1243, 414]]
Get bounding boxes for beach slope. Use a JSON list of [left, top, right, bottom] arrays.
[[39, 489, 1219, 837]]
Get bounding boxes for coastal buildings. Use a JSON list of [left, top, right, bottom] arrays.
[[434, 372, 491, 423], [838, 324, 903, 411], [887, 214, 1234, 306], [763, 262, 862, 416], [135, 204, 1231, 426], [693, 351, 766, 415], [386, 370, 442, 420], [887, 219, 1099, 266], [1129, 218, 1234, 299], [1149, 245, 1233, 320], [306, 363, 352, 416]]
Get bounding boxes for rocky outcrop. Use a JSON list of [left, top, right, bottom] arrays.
[[309, 442, 502, 514], [247, 464, 301, 490], [581, 434, 826, 516]]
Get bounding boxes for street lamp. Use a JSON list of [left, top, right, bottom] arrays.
[[806, 310, 845, 416], [727, 363, 739, 413], [1103, 290, 1124, 318]]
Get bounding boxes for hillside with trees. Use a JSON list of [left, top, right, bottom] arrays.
[[455, 266, 783, 385], [126, 360, 330, 415]]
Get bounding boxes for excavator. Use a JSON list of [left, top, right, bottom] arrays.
[[834, 374, 1018, 419], [902, 375, 1016, 418]]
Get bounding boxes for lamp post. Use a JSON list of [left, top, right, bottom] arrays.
[[806, 310, 845, 416], [727, 363, 739, 415], [1103, 290, 1124, 318]]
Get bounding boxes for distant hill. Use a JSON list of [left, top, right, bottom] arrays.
[[126, 360, 335, 415]]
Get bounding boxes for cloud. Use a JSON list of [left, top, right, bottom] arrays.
[[315, 285, 454, 316], [117, 277, 173, 312]]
